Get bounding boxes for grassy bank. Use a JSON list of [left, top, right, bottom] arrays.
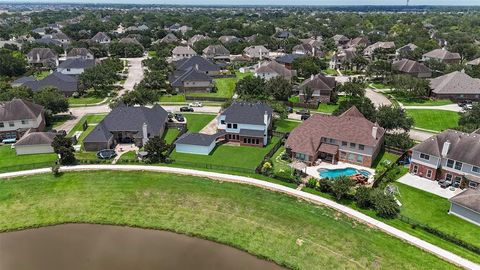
[[0, 171, 457, 269]]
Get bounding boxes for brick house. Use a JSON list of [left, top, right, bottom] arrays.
[[298, 74, 336, 103], [409, 129, 480, 189], [285, 106, 385, 167]]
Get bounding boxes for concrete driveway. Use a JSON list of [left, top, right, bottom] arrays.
[[119, 57, 146, 95], [365, 88, 392, 108], [402, 104, 463, 112]]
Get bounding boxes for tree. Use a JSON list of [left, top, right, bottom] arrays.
[[33, 87, 69, 114], [265, 76, 292, 101], [330, 176, 354, 201], [339, 81, 366, 98], [235, 76, 267, 99], [367, 60, 391, 80], [370, 189, 400, 218], [144, 136, 169, 163], [385, 133, 415, 150], [0, 85, 32, 101], [391, 75, 429, 98], [351, 55, 369, 71], [465, 65, 480, 79], [458, 103, 480, 132], [51, 135, 76, 165], [0, 49, 26, 77], [424, 59, 446, 73], [355, 186, 372, 209], [292, 56, 327, 78], [301, 86, 314, 103], [333, 97, 376, 122], [109, 41, 144, 58], [376, 105, 413, 131]]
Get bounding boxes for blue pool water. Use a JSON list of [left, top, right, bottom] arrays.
[[318, 167, 371, 179]]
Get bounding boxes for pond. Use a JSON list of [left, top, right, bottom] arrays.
[[0, 224, 286, 270]]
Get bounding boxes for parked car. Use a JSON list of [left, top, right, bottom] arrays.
[[286, 106, 293, 113], [189, 102, 203, 107], [175, 113, 185, 122], [440, 180, 452, 189], [96, 149, 117, 159], [296, 109, 310, 115], [180, 106, 194, 112], [301, 114, 310, 121]]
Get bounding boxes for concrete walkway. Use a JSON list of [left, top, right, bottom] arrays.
[[402, 104, 463, 112], [0, 165, 477, 270]]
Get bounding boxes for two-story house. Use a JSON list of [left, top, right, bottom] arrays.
[[27, 48, 58, 67], [409, 129, 480, 189], [172, 46, 197, 61], [285, 106, 385, 167], [254, 61, 296, 81], [0, 99, 45, 142], [243, 45, 270, 59], [90, 32, 111, 44], [298, 74, 336, 103], [66, 48, 94, 60]]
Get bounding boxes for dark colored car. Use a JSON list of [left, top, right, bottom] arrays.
[[175, 113, 185, 122], [96, 149, 117, 159], [296, 109, 310, 115], [301, 114, 310, 121], [180, 106, 194, 112], [440, 180, 452, 189], [286, 106, 293, 113]]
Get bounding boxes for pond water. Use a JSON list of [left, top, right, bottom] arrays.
[[0, 224, 286, 270]]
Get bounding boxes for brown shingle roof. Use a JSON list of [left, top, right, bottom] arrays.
[[299, 74, 336, 92], [423, 49, 461, 61], [392, 59, 431, 74], [255, 61, 295, 78], [450, 188, 480, 213], [0, 99, 44, 121], [15, 131, 57, 146], [285, 106, 385, 157], [430, 71, 480, 95]]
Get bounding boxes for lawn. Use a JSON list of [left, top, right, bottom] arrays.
[[274, 119, 300, 133], [68, 96, 105, 106], [317, 96, 346, 114], [171, 136, 280, 171], [370, 82, 390, 89], [0, 171, 457, 269], [0, 146, 57, 173], [47, 114, 71, 129], [388, 93, 453, 106], [163, 128, 181, 144], [406, 109, 460, 132], [119, 151, 137, 161], [324, 68, 338, 75], [77, 125, 96, 144], [75, 151, 98, 161], [271, 146, 292, 173], [184, 113, 216, 133], [188, 72, 252, 99], [67, 114, 106, 136], [159, 95, 186, 103], [395, 182, 480, 248], [34, 70, 51, 80], [372, 151, 400, 170]]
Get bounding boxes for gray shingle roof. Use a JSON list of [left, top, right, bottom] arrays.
[[58, 58, 96, 69], [275, 54, 304, 64], [299, 73, 336, 91], [412, 129, 480, 167], [27, 48, 57, 62], [450, 188, 480, 213], [221, 102, 272, 126], [170, 67, 213, 87], [203, 44, 230, 57], [172, 46, 197, 55], [23, 72, 78, 93], [239, 129, 265, 137], [0, 99, 44, 121], [15, 131, 57, 146], [67, 48, 92, 58], [91, 32, 110, 42], [392, 59, 431, 74], [12, 76, 36, 85], [430, 71, 480, 95], [174, 56, 220, 72], [255, 61, 295, 78], [175, 132, 219, 146], [84, 104, 168, 144], [423, 49, 461, 61]]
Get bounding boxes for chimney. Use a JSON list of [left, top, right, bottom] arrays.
[[36, 53, 40, 62], [441, 140, 451, 157], [263, 110, 269, 126], [371, 126, 378, 139], [142, 122, 148, 145], [195, 64, 199, 70], [310, 74, 314, 80]]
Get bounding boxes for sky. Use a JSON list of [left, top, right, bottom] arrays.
[[9, 0, 480, 6]]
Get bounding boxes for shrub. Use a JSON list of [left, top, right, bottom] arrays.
[[355, 186, 372, 208], [51, 164, 61, 177], [370, 189, 400, 218], [306, 177, 318, 188], [330, 176, 354, 201], [318, 179, 333, 193]]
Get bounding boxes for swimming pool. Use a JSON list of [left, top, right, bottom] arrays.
[[318, 167, 371, 179]]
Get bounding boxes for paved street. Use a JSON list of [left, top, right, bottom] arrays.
[[365, 88, 392, 108], [409, 129, 436, 141], [119, 57, 146, 95], [0, 165, 478, 270]]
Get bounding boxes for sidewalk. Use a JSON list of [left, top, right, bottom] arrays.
[[0, 165, 478, 270]]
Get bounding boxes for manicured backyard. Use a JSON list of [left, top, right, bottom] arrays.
[[406, 109, 460, 132], [187, 72, 252, 98], [274, 119, 300, 133], [159, 95, 186, 103], [68, 96, 105, 106], [0, 146, 57, 173], [184, 113, 216, 132], [0, 171, 457, 269], [317, 96, 346, 114], [171, 136, 281, 171], [163, 128, 181, 144], [67, 114, 106, 137]]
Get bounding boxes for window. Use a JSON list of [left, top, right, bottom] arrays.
[[454, 161, 463, 171], [342, 141, 347, 146], [469, 181, 479, 189], [256, 139, 259, 144], [21, 120, 28, 125], [233, 124, 237, 129], [227, 123, 232, 128], [340, 151, 346, 160], [419, 153, 430, 160], [349, 143, 356, 149], [446, 159, 454, 168], [413, 165, 418, 174], [221, 120, 225, 125], [357, 155, 364, 163], [348, 153, 355, 161], [472, 166, 480, 173], [359, 144, 365, 150], [329, 138, 335, 144], [8, 122, 14, 127], [0, 122, 3, 128], [243, 138, 246, 143], [445, 174, 452, 181], [426, 170, 432, 179]]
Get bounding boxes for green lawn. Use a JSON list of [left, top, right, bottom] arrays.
[[388, 93, 453, 106], [188, 72, 252, 99], [184, 113, 216, 133], [395, 183, 480, 247], [34, 70, 51, 80], [163, 128, 181, 144], [119, 151, 137, 161], [288, 96, 300, 103], [159, 95, 186, 103], [0, 146, 57, 173], [0, 171, 457, 269], [77, 125, 96, 144], [47, 114, 71, 129], [68, 96, 105, 106], [171, 136, 280, 170], [75, 151, 98, 161], [271, 146, 292, 173], [370, 82, 390, 89], [275, 119, 300, 133], [406, 109, 460, 132], [67, 114, 106, 137], [372, 151, 400, 170], [148, 51, 156, 57], [324, 68, 338, 75], [317, 96, 346, 114]]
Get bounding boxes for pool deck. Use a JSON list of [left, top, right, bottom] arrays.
[[305, 161, 376, 183]]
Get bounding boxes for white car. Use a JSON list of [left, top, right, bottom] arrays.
[[189, 102, 203, 107]]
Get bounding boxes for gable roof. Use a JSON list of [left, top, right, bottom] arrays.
[[392, 59, 431, 74], [172, 46, 197, 55], [15, 131, 57, 146], [67, 48, 93, 58], [450, 189, 480, 213], [84, 104, 168, 143], [203, 44, 230, 56], [255, 61, 295, 78], [27, 48, 57, 61], [174, 56, 220, 72], [430, 71, 480, 95], [423, 49, 461, 61], [285, 106, 384, 157], [275, 54, 304, 64], [0, 99, 44, 121], [466, 57, 480, 66], [23, 72, 78, 93], [299, 73, 336, 92], [412, 129, 480, 167], [221, 102, 272, 126], [397, 43, 418, 52], [175, 132, 220, 146], [348, 36, 369, 47], [58, 58, 96, 70], [170, 67, 213, 87], [243, 45, 269, 55], [91, 32, 110, 42], [159, 33, 179, 43], [364, 41, 395, 54]]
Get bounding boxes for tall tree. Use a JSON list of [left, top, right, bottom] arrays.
[[376, 105, 413, 132], [144, 136, 169, 164], [235, 76, 267, 100], [33, 87, 69, 114], [51, 135, 76, 165], [265, 76, 292, 101]]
